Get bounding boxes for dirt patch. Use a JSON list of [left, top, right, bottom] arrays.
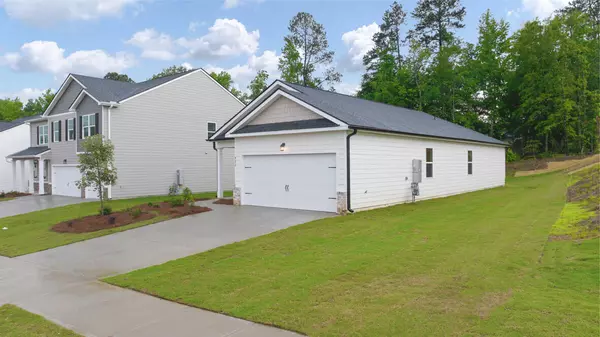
[[52, 202, 212, 233], [0, 191, 30, 200], [213, 199, 234, 205], [511, 154, 599, 177], [476, 289, 513, 319]]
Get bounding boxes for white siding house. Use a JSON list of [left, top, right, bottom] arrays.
[[211, 80, 506, 214], [0, 118, 35, 193]]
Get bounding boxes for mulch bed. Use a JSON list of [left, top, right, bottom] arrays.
[[52, 202, 212, 233], [0, 191, 30, 200], [213, 199, 234, 205]]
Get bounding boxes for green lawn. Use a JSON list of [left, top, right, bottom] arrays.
[[0, 191, 231, 257], [106, 173, 598, 336], [0, 304, 81, 337]]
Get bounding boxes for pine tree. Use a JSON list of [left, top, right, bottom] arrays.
[[410, 0, 467, 53]]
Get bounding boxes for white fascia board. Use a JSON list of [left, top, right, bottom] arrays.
[[42, 75, 87, 117], [46, 111, 76, 118], [119, 69, 204, 104], [209, 80, 298, 141], [225, 89, 347, 138], [230, 126, 348, 138]]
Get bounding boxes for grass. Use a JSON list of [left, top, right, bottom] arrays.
[[0, 304, 81, 337], [106, 173, 598, 336], [0, 197, 15, 202], [0, 191, 231, 257]]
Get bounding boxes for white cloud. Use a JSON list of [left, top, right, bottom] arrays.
[[335, 82, 360, 96], [2, 0, 144, 24], [0, 87, 47, 101], [2, 41, 135, 78], [341, 23, 379, 71], [223, 0, 262, 9], [188, 21, 199, 32], [204, 50, 279, 91], [126, 28, 177, 60], [521, 0, 569, 18], [181, 62, 194, 70], [178, 18, 259, 59]]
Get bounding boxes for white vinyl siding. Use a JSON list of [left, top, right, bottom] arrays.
[[0, 124, 32, 192], [350, 131, 505, 211], [248, 96, 321, 125], [110, 70, 243, 198], [234, 131, 347, 196]]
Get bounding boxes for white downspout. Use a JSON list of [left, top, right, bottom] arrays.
[[106, 102, 117, 199]]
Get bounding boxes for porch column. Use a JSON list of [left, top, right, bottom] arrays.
[[25, 160, 33, 193], [216, 147, 223, 198], [19, 160, 26, 193], [12, 160, 17, 192], [38, 159, 45, 195]]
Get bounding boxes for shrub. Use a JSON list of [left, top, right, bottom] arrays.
[[147, 202, 153, 207], [506, 148, 519, 163], [0, 191, 5, 198], [130, 208, 143, 218], [182, 187, 194, 206], [168, 183, 179, 197], [99, 205, 112, 216], [170, 198, 184, 207]]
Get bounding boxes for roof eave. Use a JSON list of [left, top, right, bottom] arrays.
[[351, 126, 508, 147]]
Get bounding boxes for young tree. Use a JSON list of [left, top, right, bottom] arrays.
[[410, 0, 467, 53], [150, 65, 189, 80], [76, 135, 118, 214], [210, 71, 233, 90], [104, 72, 135, 83], [278, 37, 303, 84], [284, 12, 342, 88], [247, 70, 269, 101]]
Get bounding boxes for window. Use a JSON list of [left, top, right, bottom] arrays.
[[207, 122, 217, 139], [38, 125, 48, 145], [426, 148, 433, 178], [67, 118, 75, 141], [82, 114, 96, 138], [43, 160, 49, 182], [52, 121, 60, 142], [468, 150, 473, 175]]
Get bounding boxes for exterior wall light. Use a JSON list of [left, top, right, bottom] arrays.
[[280, 143, 286, 151]]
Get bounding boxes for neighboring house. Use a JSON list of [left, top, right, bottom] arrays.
[[6, 69, 242, 198], [0, 115, 40, 193], [210, 80, 507, 213]]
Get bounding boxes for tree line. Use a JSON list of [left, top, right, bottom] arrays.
[[2, 0, 598, 157]]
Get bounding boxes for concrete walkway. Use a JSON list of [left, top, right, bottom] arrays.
[[0, 195, 86, 219], [1, 201, 331, 336]]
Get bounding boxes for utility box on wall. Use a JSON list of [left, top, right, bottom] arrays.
[[176, 169, 184, 186], [412, 159, 422, 183]]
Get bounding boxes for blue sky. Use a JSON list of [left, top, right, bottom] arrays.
[[0, 0, 566, 100]]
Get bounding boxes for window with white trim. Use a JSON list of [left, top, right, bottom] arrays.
[[52, 121, 60, 142], [67, 118, 75, 141], [207, 122, 217, 139], [39, 125, 48, 145], [33, 160, 38, 178], [468, 150, 473, 175], [426, 148, 433, 178], [82, 114, 96, 138]]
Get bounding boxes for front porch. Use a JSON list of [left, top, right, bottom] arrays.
[[6, 146, 51, 195]]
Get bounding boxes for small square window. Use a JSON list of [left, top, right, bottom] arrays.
[[207, 122, 217, 139]]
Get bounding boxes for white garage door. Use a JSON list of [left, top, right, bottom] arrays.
[[52, 166, 82, 198], [243, 153, 337, 212]]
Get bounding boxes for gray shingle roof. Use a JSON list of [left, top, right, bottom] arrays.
[[281, 82, 506, 146], [70, 69, 196, 102], [0, 115, 41, 132], [7, 146, 49, 158], [213, 81, 505, 146], [233, 119, 336, 134]]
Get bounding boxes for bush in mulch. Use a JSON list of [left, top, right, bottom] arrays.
[[213, 199, 234, 205], [52, 202, 212, 233], [0, 191, 30, 199]]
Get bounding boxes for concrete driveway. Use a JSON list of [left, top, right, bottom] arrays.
[[0, 195, 86, 219], [2, 201, 332, 336]]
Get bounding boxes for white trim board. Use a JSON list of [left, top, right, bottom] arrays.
[[209, 80, 299, 141], [225, 90, 347, 138], [69, 90, 100, 110], [231, 126, 348, 138]]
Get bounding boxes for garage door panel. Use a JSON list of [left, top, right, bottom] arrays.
[[52, 166, 82, 198], [243, 154, 336, 212]]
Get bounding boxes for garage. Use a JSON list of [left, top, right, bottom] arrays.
[[52, 165, 82, 198], [242, 153, 337, 212]]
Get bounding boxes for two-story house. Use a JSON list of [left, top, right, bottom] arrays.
[[6, 69, 242, 199]]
